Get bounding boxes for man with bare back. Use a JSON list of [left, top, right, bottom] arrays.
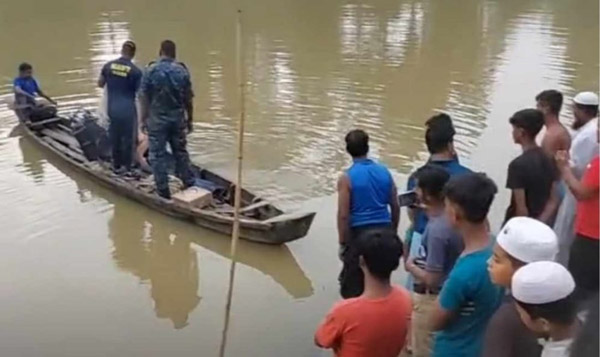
[[536, 90, 571, 156]]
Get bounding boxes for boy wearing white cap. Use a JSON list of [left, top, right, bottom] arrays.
[[553, 91, 599, 265], [429, 173, 502, 357], [512, 261, 578, 357], [482, 217, 559, 357]]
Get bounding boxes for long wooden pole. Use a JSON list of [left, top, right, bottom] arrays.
[[218, 9, 245, 357]]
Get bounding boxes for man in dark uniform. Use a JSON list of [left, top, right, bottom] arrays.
[[140, 40, 195, 199], [98, 40, 142, 173]]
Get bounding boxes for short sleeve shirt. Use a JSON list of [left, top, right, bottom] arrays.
[[575, 156, 599, 239], [315, 286, 412, 357], [407, 158, 471, 233], [101, 57, 142, 119], [413, 214, 464, 289], [433, 247, 503, 357], [141, 58, 192, 122], [504, 147, 558, 223], [13, 77, 40, 105]]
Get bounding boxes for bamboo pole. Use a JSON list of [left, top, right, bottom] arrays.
[[218, 9, 245, 357]]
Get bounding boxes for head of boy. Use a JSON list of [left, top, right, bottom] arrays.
[[425, 113, 455, 155], [512, 261, 576, 338], [509, 109, 544, 145], [443, 173, 497, 229], [415, 164, 450, 216], [488, 217, 558, 287], [535, 90, 563, 118], [357, 230, 403, 282], [572, 92, 599, 130], [345, 129, 369, 159], [18, 63, 33, 79]]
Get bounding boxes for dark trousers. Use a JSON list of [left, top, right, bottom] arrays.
[[148, 118, 194, 198], [569, 234, 599, 305], [109, 115, 134, 170], [338, 224, 399, 299]]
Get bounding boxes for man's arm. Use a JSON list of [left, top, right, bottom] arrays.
[[430, 299, 456, 331], [538, 182, 560, 223], [337, 174, 351, 245], [36, 89, 57, 105], [429, 273, 465, 331], [13, 86, 36, 101], [139, 94, 150, 133], [390, 182, 400, 231], [558, 152, 599, 201], [405, 259, 443, 289], [512, 189, 529, 217], [314, 308, 343, 350]]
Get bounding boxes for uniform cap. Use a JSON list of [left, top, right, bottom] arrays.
[[497, 217, 558, 263], [512, 261, 575, 304], [573, 91, 599, 106]]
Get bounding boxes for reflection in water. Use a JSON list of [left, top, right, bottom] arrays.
[[0, 0, 598, 355], [109, 202, 201, 329]]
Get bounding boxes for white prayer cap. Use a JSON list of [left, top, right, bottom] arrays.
[[573, 91, 599, 106], [497, 217, 558, 263], [512, 261, 575, 304]]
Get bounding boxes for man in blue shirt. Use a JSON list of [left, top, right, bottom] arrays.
[[430, 173, 503, 357], [13, 62, 57, 121], [337, 129, 401, 298], [140, 40, 195, 199], [404, 114, 471, 291], [98, 41, 142, 173]]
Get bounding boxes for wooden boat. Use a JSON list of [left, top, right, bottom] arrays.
[[16, 112, 316, 244]]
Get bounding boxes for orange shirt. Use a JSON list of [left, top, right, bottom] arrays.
[[315, 286, 412, 357], [575, 156, 600, 239]]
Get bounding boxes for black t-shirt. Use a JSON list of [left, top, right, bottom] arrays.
[[504, 147, 558, 223]]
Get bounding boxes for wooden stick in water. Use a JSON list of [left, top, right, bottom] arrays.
[[219, 9, 246, 357]]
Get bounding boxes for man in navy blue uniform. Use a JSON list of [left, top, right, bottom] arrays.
[[98, 40, 142, 173], [140, 40, 195, 199]]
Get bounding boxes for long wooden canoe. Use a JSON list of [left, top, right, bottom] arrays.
[[16, 112, 316, 244]]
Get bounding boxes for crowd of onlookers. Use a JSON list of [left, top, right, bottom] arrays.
[[314, 90, 599, 357]]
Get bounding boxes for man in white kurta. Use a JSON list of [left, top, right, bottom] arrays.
[[554, 91, 599, 265]]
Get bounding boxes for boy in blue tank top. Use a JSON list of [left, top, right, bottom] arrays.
[[337, 129, 401, 298]]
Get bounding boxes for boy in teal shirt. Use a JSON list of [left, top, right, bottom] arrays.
[[430, 173, 503, 357]]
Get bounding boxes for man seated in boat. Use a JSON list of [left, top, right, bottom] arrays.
[[139, 40, 195, 199], [98, 40, 143, 175], [337, 129, 401, 299], [13, 62, 57, 122]]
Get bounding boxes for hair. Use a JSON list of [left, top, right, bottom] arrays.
[[536, 90, 563, 115], [160, 40, 177, 58], [18, 62, 32, 72], [345, 129, 369, 157], [575, 103, 599, 118], [415, 164, 450, 201], [571, 294, 599, 357], [356, 229, 403, 281], [509, 109, 545, 139], [444, 173, 497, 223], [516, 294, 577, 326], [425, 113, 456, 154], [122, 41, 136, 56]]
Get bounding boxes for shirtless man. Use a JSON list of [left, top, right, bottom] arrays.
[[536, 90, 571, 156]]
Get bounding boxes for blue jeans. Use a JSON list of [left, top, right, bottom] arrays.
[[148, 117, 193, 198]]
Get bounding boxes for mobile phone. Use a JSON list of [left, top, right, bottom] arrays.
[[398, 190, 417, 207]]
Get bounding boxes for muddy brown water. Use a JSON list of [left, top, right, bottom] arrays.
[[0, 0, 597, 356]]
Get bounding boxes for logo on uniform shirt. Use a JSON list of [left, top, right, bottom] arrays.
[[110, 63, 131, 77]]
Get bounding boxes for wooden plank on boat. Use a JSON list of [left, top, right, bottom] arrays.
[[28, 117, 62, 129], [57, 124, 73, 134], [41, 136, 87, 163], [40, 128, 82, 152]]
